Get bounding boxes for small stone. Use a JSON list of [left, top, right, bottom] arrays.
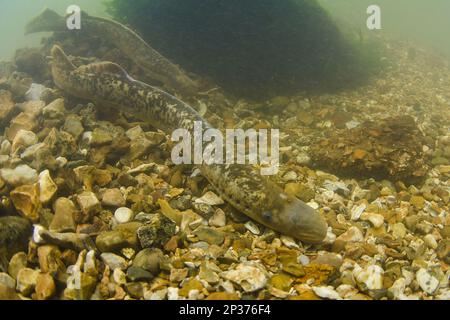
[[42, 98, 65, 119], [90, 128, 113, 146], [350, 203, 366, 221], [75, 191, 101, 222], [95, 231, 128, 253], [38, 170, 57, 204], [221, 263, 268, 292], [170, 268, 188, 282], [65, 268, 97, 300], [206, 292, 239, 300], [354, 265, 384, 291], [179, 279, 204, 297], [100, 253, 128, 270], [312, 286, 341, 300], [0, 164, 38, 186], [311, 252, 343, 268], [113, 268, 127, 285], [270, 273, 293, 292], [50, 197, 77, 233], [410, 196, 425, 210], [126, 266, 154, 282], [244, 221, 261, 235], [391, 223, 407, 239], [114, 207, 134, 224], [416, 268, 439, 295], [361, 212, 385, 228], [333, 226, 364, 252], [125, 126, 144, 140], [11, 129, 38, 153], [167, 287, 179, 300], [195, 191, 224, 206], [37, 245, 63, 274], [132, 248, 163, 275], [0, 273, 15, 289], [35, 273, 56, 300], [137, 214, 176, 248], [10, 184, 40, 222], [8, 252, 27, 279], [209, 209, 226, 227], [16, 267, 39, 296], [193, 226, 224, 245], [0, 284, 20, 300], [101, 188, 126, 207], [63, 115, 84, 140], [423, 234, 438, 249]]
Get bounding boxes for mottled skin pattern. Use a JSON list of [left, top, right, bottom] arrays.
[[25, 9, 199, 95], [0, 217, 32, 272], [50, 45, 328, 243]]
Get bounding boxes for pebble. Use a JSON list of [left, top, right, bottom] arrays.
[[126, 266, 154, 282], [195, 191, 224, 206], [16, 268, 40, 296], [221, 263, 268, 293], [101, 188, 126, 207], [100, 253, 128, 271], [354, 265, 384, 291], [361, 212, 385, 228], [416, 268, 439, 295], [11, 129, 38, 153], [95, 231, 128, 253], [8, 252, 28, 279], [244, 221, 261, 235], [423, 234, 438, 249], [0, 273, 16, 289], [193, 226, 225, 245], [209, 209, 226, 227], [76, 191, 101, 221], [0, 164, 38, 186], [35, 273, 56, 300], [38, 170, 57, 204], [132, 248, 163, 275], [10, 184, 40, 221], [114, 207, 134, 224], [49, 197, 77, 233], [350, 203, 366, 221], [312, 286, 341, 300]]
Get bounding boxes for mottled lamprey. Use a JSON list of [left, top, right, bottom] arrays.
[[50, 45, 328, 243], [26, 8, 199, 95]]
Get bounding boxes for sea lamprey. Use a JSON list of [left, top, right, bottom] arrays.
[[25, 8, 200, 96], [49, 45, 328, 244]]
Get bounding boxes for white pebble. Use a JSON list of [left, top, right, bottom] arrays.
[[114, 207, 134, 224]]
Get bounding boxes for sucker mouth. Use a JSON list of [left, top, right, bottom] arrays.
[[279, 197, 328, 244]]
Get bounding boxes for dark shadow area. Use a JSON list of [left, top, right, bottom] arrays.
[[106, 0, 381, 99]]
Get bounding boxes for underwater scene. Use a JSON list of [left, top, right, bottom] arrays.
[[0, 0, 449, 302]]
